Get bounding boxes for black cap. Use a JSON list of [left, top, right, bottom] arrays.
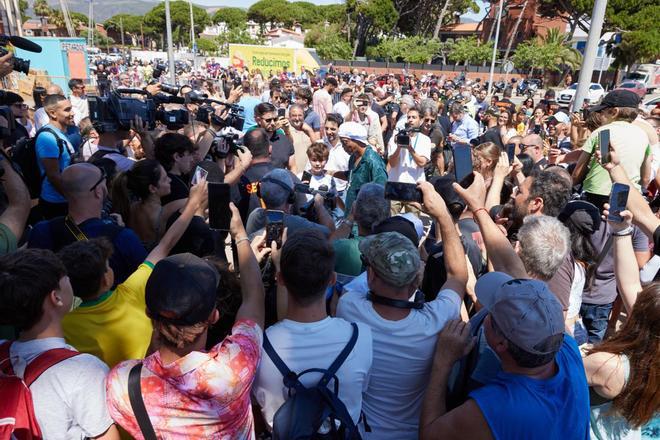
[[372, 216, 419, 247], [145, 253, 219, 326], [589, 89, 640, 112]]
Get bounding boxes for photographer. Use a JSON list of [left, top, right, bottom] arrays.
[[245, 169, 334, 238]]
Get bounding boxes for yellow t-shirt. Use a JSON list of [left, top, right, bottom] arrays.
[[63, 262, 154, 368]]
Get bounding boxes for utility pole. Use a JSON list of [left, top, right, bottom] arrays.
[[164, 0, 176, 84], [572, 0, 607, 111], [120, 16, 125, 48], [87, 0, 93, 46], [188, 0, 196, 71], [487, 0, 504, 96]]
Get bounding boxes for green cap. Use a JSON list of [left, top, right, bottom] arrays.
[[359, 232, 420, 287]]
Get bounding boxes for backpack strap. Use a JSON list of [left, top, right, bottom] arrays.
[[23, 348, 80, 387], [127, 363, 158, 440], [35, 127, 66, 159], [318, 323, 358, 388], [0, 341, 14, 375], [263, 332, 300, 390]]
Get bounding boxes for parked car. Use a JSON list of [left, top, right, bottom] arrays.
[[614, 81, 647, 99], [557, 83, 605, 105], [643, 95, 660, 113]]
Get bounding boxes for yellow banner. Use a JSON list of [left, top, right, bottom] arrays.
[[228, 44, 319, 73]]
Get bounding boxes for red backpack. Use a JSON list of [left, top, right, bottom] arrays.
[[0, 341, 80, 440]]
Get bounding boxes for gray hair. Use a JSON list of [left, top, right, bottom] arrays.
[[354, 183, 390, 230], [419, 98, 438, 117], [400, 95, 415, 110], [450, 102, 465, 115], [517, 215, 570, 281]]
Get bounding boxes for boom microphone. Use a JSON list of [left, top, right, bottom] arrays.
[[3, 35, 42, 53]]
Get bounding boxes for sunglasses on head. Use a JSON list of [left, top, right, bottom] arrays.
[[89, 168, 106, 192]]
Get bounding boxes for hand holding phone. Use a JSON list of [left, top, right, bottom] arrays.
[[208, 182, 231, 230], [266, 210, 285, 248], [607, 183, 629, 223], [599, 129, 611, 164], [301, 171, 312, 184], [191, 166, 209, 186], [384, 181, 423, 203], [453, 144, 474, 188], [505, 143, 516, 162]]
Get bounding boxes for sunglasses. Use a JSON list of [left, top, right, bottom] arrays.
[[89, 168, 106, 192]]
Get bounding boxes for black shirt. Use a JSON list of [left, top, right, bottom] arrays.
[[471, 126, 504, 150], [232, 161, 274, 223], [161, 172, 189, 206], [269, 131, 295, 170]]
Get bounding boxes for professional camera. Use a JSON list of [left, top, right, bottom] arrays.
[[209, 130, 243, 160], [197, 101, 245, 131], [155, 107, 189, 130], [88, 89, 157, 132], [0, 34, 43, 75], [294, 183, 337, 222], [396, 128, 412, 146], [152, 62, 167, 80]]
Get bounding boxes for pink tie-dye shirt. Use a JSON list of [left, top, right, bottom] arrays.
[[106, 320, 262, 439]]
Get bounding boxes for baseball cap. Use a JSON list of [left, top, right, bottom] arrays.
[[548, 111, 570, 125], [589, 89, 640, 113], [359, 232, 420, 287], [259, 169, 294, 207], [146, 253, 220, 326], [338, 122, 368, 146], [372, 216, 420, 247], [557, 200, 601, 235], [484, 106, 500, 117], [475, 272, 564, 356]]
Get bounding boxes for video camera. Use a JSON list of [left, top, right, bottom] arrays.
[[89, 89, 156, 132], [0, 34, 43, 75], [209, 131, 243, 160], [294, 183, 337, 222], [196, 99, 245, 132]]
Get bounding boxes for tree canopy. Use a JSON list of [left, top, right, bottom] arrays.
[[212, 7, 247, 29], [144, 1, 211, 46]]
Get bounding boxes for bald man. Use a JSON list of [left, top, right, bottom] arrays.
[[28, 163, 146, 285], [520, 134, 548, 171]]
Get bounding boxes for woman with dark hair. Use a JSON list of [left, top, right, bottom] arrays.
[[111, 159, 177, 247], [583, 283, 660, 438]]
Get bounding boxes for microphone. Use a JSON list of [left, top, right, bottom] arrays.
[[1, 35, 43, 53]]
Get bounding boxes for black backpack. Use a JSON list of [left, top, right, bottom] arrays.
[[11, 127, 67, 199], [263, 323, 362, 440]]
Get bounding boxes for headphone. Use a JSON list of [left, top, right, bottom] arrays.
[[257, 177, 296, 205]]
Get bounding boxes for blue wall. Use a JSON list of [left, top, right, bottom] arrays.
[[15, 37, 88, 91]]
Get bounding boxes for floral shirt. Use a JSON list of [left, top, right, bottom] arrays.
[[106, 320, 262, 439]]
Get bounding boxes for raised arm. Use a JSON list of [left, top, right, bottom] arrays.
[[0, 154, 31, 241], [418, 182, 468, 296], [606, 207, 641, 314], [146, 180, 208, 265], [230, 203, 266, 329], [453, 173, 528, 279]]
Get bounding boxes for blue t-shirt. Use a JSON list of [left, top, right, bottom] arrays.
[[28, 217, 147, 285], [238, 96, 263, 132], [304, 109, 321, 131], [469, 335, 590, 440], [36, 124, 73, 203]]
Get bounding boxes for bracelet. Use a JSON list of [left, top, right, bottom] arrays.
[[235, 236, 250, 246], [473, 207, 489, 217], [612, 226, 633, 237]]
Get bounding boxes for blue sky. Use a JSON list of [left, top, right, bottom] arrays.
[[193, 0, 489, 22]]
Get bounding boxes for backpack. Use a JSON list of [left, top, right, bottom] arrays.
[[11, 127, 67, 199], [263, 323, 362, 440], [0, 341, 80, 440]]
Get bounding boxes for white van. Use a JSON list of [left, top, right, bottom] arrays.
[[624, 63, 660, 94]]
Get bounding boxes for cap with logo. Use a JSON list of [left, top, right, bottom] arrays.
[[589, 89, 640, 113], [475, 272, 564, 356]]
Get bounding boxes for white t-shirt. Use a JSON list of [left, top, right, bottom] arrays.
[[324, 139, 350, 191], [253, 317, 373, 427], [34, 107, 50, 130], [387, 132, 432, 183], [336, 287, 462, 439], [333, 101, 351, 120], [3, 337, 113, 439], [70, 94, 89, 125]]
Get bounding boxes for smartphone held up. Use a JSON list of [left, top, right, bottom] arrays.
[[608, 183, 629, 223]]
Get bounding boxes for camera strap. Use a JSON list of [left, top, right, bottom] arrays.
[[64, 216, 89, 242], [366, 290, 425, 310]]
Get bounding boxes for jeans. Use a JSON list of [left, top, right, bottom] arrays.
[[579, 302, 613, 343]]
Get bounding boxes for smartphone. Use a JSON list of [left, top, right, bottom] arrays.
[[453, 144, 474, 188], [384, 182, 423, 203], [301, 171, 312, 183], [608, 183, 629, 222], [266, 210, 285, 248], [506, 143, 516, 162], [208, 182, 231, 230], [534, 124, 541, 135], [599, 129, 611, 164], [278, 107, 286, 118], [191, 165, 208, 186]]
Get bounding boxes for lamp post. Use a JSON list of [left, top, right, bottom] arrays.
[[164, 0, 176, 84], [487, 0, 504, 96]]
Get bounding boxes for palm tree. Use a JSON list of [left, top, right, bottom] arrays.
[[541, 28, 582, 83]]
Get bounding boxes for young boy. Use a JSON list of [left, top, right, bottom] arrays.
[[0, 249, 119, 439]]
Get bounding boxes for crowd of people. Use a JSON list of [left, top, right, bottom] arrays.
[[0, 50, 659, 439]]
